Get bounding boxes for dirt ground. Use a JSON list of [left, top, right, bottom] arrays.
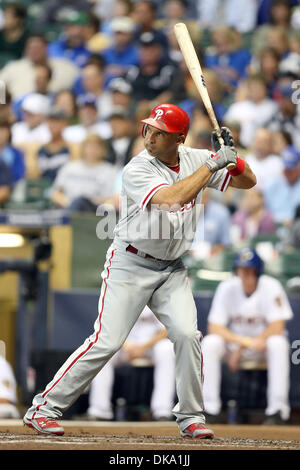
[[0, 420, 300, 451]]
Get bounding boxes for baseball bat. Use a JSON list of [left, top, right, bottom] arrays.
[[174, 22, 236, 170]]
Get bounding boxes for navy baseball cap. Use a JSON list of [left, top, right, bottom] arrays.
[[282, 146, 300, 169], [139, 31, 161, 47], [76, 94, 97, 108], [233, 248, 264, 276]]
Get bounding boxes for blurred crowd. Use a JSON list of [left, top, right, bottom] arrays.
[[0, 0, 300, 254]]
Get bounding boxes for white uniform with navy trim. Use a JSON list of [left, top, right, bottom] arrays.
[[88, 306, 176, 420], [202, 275, 293, 419], [25, 145, 232, 431]]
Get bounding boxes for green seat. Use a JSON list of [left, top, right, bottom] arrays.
[[4, 178, 53, 211], [70, 213, 113, 289]]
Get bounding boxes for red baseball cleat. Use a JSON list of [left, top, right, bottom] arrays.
[[181, 423, 214, 439], [23, 416, 64, 436]]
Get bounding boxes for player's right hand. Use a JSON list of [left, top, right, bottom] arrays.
[[205, 145, 237, 173], [211, 126, 235, 152]]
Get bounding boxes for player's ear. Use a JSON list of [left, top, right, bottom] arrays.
[[177, 134, 185, 145]]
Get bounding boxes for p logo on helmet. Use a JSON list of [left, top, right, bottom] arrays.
[[153, 109, 164, 121]]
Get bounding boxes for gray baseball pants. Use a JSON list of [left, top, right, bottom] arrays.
[[25, 238, 205, 431]]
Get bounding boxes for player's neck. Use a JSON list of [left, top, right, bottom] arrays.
[[157, 150, 180, 167]]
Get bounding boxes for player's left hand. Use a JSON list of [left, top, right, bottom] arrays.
[[211, 127, 235, 153], [248, 337, 266, 352], [123, 343, 147, 360]]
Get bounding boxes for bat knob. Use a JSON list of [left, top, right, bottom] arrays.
[[226, 162, 236, 170]]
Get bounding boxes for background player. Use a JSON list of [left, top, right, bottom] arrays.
[[0, 354, 20, 419], [87, 305, 175, 421], [201, 247, 293, 424], [23, 103, 256, 439]]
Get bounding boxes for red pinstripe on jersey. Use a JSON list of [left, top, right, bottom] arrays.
[[220, 171, 231, 192], [141, 183, 169, 210], [32, 249, 116, 419]]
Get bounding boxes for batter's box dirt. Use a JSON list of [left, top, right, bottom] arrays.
[[0, 421, 300, 450]]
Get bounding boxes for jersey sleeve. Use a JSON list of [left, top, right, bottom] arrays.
[[207, 281, 231, 326], [122, 160, 170, 211], [263, 280, 294, 324]]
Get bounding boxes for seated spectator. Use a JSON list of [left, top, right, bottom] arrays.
[[85, 12, 111, 54], [0, 160, 13, 206], [108, 77, 135, 116], [131, 0, 169, 53], [35, 0, 91, 29], [0, 118, 25, 184], [252, 1, 293, 58], [180, 68, 227, 125], [245, 128, 284, 190], [232, 187, 276, 241], [37, 107, 71, 183], [72, 59, 113, 120], [0, 3, 29, 67], [223, 75, 278, 148], [12, 63, 54, 121], [155, 0, 202, 46], [272, 129, 293, 156], [97, 0, 134, 37], [0, 33, 80, 100], [106, 106, 137, 168], [191, 189, 232, 258], [125, 30, 185, 105], [63, 94, 112, 144], [0, 355, 20, 419], [0, 90, 16, 125], [11, 93, 51, 147], [265, 25, 291, 61], [264, 146, 300, 224], [267, 77, 300, 150], [101, 16, 140, 86], [196, 0, 258, 34], [279, 29, 300, 76], [249, 47, 280, 98], [53, 89, 78, 123], [204, 26, 252, 90], [47, 10, 92, 68], [50, 134, 118, 212]]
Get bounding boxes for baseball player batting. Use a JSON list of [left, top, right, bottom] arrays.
[[23, 103, 256, 438]]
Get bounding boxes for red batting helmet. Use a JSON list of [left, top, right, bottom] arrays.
[[141, 104, 190, 141]]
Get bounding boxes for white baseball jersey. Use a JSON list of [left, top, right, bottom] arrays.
[[208, 274, 293, 337], [114, 146, 231, 260]]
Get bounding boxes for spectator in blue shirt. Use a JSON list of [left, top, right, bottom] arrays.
[[0, 118, 25, 184], [204, 26, 252, 90], [48, 11, 91, 68], [12, 63, 55, 122], [131, 0, 169, 54], [37, 107, 71, 183], [264, 146, 300, 224], [191, 189, 232, 257], [101, 16, 140, 87]]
